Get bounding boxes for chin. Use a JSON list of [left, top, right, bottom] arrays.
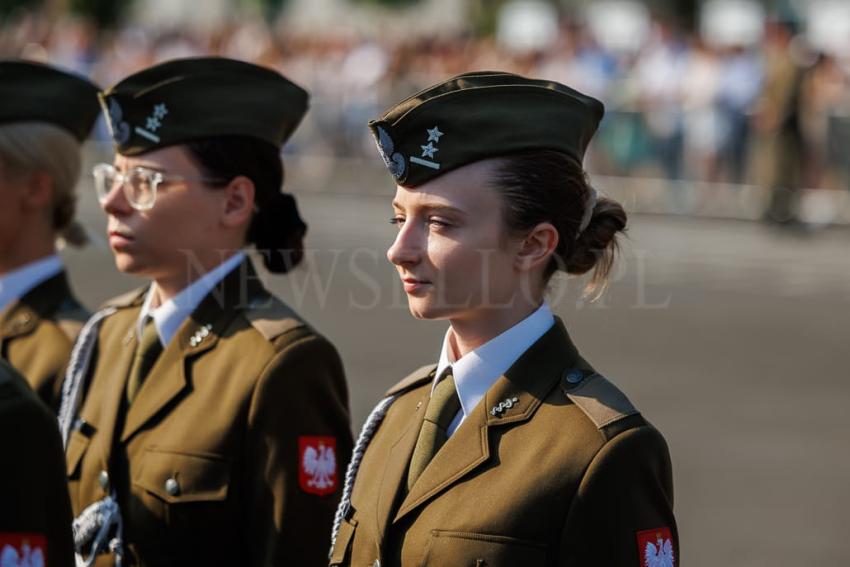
[[406, 298, 453, 321]]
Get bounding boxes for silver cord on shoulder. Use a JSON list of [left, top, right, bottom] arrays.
[[329, 394, 399, 558], [58, 307, 116, 447], [577, 185, 598, 237]]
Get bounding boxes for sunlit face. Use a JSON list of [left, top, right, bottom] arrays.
[[387, 159, 525, 322], [100, 145, 227, 281]]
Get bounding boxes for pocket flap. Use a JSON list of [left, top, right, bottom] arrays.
[[329, 517, 357, 565], [133, 447, 230, 504], [424, 530, 546, 567]]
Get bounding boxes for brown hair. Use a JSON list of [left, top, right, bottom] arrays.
[[492, 150, 627, 297], [0, 122, 88, 247], [184, 136, 306, 274]]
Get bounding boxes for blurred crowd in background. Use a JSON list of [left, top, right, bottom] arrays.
[[2, 0, 850, 220]]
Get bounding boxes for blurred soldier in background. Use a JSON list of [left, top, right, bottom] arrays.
[[0, 61, 99, 409], [0, 359, 74, 567], [59, 57, 353, 567]]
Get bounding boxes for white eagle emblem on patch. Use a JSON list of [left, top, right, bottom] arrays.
[[643, 535, 674, 567], [298, 436, 338, 496], [374, 125, 406, 180]]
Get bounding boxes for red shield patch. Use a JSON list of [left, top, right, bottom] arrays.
[[298, 436, 338, 496], [637, 527, 675, 567], [0, 533, 47, 566]]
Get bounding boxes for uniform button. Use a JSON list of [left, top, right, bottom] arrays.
[[98, 470, 110, 491], [565, 370, 584, 384], [165, 477, 180, 496], [372, 561, 380, 567]]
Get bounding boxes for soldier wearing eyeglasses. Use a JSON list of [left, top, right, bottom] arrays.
[[0, 61, 98, 409], [59, 57, 353, 567]]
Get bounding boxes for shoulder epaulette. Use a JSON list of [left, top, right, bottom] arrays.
[[243, 295, 305, 342], [385, 364, 437, 397], [562, 372, 639, 429]]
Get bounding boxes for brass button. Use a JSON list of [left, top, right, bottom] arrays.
[[98, 470, 109, 491], [165, 477, 180, 496]]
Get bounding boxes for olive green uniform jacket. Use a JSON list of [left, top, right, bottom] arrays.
[[330, 319, 677, 567], [65, 261, 353, 566], [0, 271, 89, 409], [0, 359, 74, 567]]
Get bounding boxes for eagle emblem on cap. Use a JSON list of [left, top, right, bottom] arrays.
[[106, 98, 131, 145], [374, 125, 406, 181]]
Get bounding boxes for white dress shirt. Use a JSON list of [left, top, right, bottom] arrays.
[[137, 251, 245, 347], [433, 302, 556, 436], [0, 254, 63, 313]]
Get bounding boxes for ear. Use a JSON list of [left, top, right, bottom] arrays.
[[220, 175, 255, 230], [23, 171, 53, 212], [514, 221, 559, 274]]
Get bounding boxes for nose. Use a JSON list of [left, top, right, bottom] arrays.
[[387, 219, 423, 268], [100, 178, 133, 217]]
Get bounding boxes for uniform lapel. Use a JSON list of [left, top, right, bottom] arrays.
[[0, 272, 77, 347], [393, 318, 580, 524], [119, 258, 259, 443], [374, 386, 430, 544]]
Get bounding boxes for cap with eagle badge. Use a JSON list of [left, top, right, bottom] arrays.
[[368, 70, 605, 188], [100, 57, 309, 156], [0, 60, 100, 141]]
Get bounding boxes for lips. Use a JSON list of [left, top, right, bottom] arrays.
[[108, 229, 134, 250], [402, 276, 431, 294]]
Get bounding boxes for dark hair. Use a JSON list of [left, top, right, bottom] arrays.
[[184, 136, 306, 274], [492, 150, 627, 297]]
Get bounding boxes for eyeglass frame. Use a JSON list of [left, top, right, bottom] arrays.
[[92, 162, 229, 211]]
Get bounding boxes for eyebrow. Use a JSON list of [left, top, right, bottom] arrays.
[[117, 163, 167, 174], [392, 201, 469, 217]]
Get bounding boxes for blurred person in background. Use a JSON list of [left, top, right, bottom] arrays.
[[329, 72, 677, 567], [754, 21, 807, 227], [0, 358, 75, 567], [59, 57, 352, 567], [0, 60, 98, 409]]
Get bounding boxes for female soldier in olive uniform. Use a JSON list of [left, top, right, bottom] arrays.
[[0, 61, 97, 409], [59, 58, 352, 567], [329, 72, 678, 567]]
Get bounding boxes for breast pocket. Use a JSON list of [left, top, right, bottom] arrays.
[[422, 530, 547, 567], [133, 446, 232, 534]]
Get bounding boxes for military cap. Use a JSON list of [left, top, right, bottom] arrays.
[[369, 71, 604, 187], [0, 60, 100, 141], [101, 57, 309, 156]]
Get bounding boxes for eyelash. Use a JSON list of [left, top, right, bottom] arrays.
[[389, 217, 452, 229]]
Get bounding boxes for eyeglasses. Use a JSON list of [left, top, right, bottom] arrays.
[[92, 163, 227, 211]]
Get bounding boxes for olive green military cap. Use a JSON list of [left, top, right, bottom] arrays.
[[0, 60, 100, 141], [369, 71, 604, 187], [101, 57, 309, 156]]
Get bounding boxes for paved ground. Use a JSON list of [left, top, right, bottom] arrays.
[[63, 159, 849, 566]]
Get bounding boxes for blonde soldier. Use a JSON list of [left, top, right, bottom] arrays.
[[0, 359, 74, 567], [59, 58, 353, 567], [0, 61, 98, 409], [329, 72, 678, 567]]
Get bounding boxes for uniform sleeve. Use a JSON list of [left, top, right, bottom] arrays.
[[558, 425, 678, 567], [243, 332, 354, 567]]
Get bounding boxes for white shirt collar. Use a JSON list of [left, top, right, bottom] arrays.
[[434, 302, 555, 436], [0, 255, 64, 313], [137, 251, 245, 347]]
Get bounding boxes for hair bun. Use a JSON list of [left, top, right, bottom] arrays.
[[250, 192, 307, 274]]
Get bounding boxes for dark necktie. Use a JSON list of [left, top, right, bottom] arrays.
[[407, 368, 461, 490], [125, 318, 163, 404]]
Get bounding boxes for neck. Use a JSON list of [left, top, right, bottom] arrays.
[[149, 249, 240, 305], [448, 297, 542, 358]]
